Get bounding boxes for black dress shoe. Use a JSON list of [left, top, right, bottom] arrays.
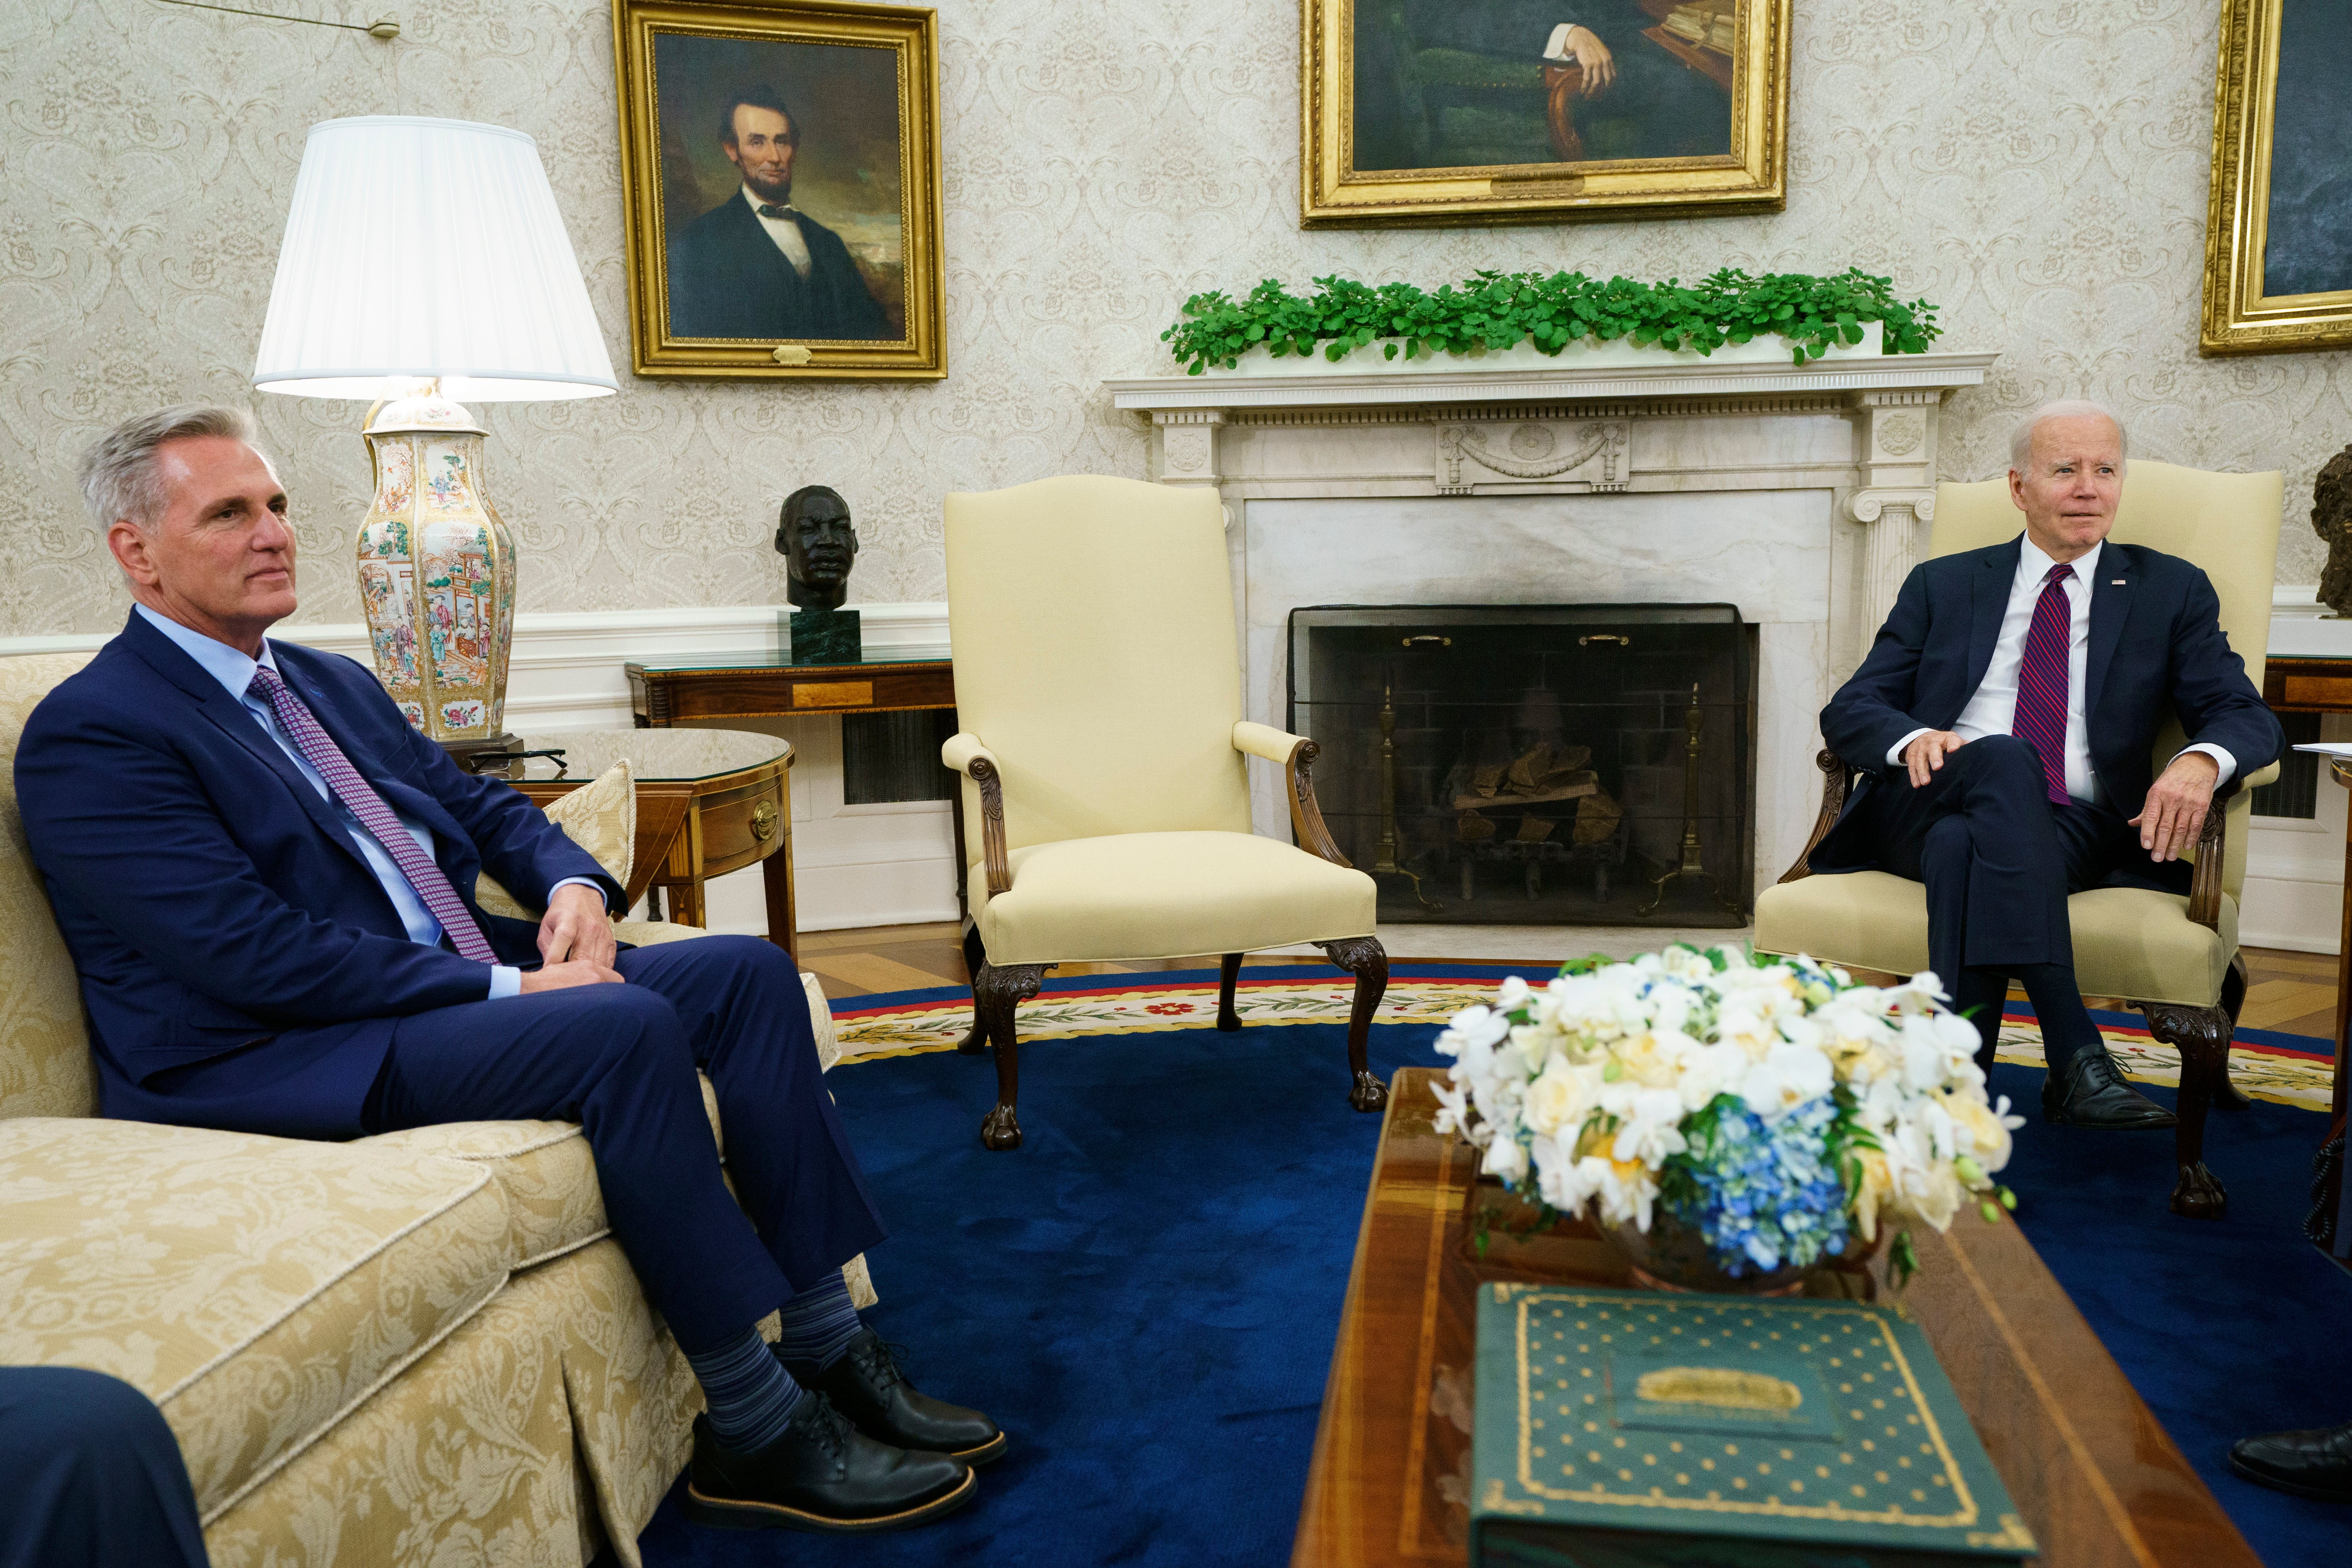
[[785, 1328, 1008, 1464], [2041, 1048, 2177, 1130], [2229, 1420, 2352, 1503], [684, 1395, 974, 1533]]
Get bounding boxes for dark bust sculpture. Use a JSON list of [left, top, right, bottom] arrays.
[[2316, 444, 2352, 618], [775, 484, 862, 664], [776, 484, 859, 610]]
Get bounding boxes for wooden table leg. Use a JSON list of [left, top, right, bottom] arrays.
[[762, 833, 797, 962]]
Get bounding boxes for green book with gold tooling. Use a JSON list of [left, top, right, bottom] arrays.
[[1471, 1284, 2036, 1568]]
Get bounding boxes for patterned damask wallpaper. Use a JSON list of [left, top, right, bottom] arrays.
[[1, 0, 2344, 636]]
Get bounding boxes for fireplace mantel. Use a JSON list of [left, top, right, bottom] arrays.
[[1103, 347, 2000, 892]]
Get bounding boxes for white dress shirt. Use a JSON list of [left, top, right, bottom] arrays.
[[742, 186, 813, 280], [1885, 538, 2236, 802], [1543, 23, 1582, 60], [139, 605, 597, 1000]]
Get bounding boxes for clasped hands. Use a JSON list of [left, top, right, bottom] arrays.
[[1899, 731, 2219, 862], [518, 882, 623, 993]]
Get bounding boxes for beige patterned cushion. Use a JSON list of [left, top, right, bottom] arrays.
[[0, 651, 99, 1120], [475, 758, 635, 919], [0, 1115, 515, 1521]]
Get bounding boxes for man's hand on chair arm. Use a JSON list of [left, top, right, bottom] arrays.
[[523, 882, 622, 990], [2131, 751, 2219, 863]]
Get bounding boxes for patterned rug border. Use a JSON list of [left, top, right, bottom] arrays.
[[825, 972, 2337, 1112]]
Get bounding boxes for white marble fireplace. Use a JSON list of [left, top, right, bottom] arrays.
[[1105, 347, 2000, 897]]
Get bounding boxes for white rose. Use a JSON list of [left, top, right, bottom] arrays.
[[1522, 1054, 1605, 1140]]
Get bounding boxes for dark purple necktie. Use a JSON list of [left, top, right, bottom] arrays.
[[246, 665, 498, 963], [2011, 563, 2076, 806]]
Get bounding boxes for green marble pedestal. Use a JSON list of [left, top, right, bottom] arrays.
[[788, 606, 863, 665]]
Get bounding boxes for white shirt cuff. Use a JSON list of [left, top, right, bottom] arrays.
[[547, 875, 609, 909], [2176, 743, 2237, 788], [1887, 727, 1933, 768], [488, 965, 521, 1000], [1543, 23, 1578, 60]]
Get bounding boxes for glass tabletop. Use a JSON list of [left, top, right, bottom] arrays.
[[628, 646, 949, 674], [505, 728, 791, 784]]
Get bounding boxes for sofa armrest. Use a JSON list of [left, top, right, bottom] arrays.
[[941, 732, 1011, 895], [1232, 722, 1351, 868]]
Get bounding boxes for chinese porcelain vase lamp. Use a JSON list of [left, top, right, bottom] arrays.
[[252, 115, 617, 759]]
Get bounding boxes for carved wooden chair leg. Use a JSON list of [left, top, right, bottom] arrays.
[[1217, 953, 1245, 1032], [955, 924, 989, 1056], [972, 962, 1044, 1151], [2213, 952, 2254, 1113], [1316, 937, 1390, 1112], [2141, 999, 2231, 1219]]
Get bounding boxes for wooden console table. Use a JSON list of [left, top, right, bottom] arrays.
[[625, 649, 966, 911], [2264, 655, 2352, 1119], [1295, 1067, 2261, 1568], [491, 729, 796, 958]]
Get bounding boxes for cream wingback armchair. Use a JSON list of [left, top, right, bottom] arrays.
[[1754, 461, 2283, 1221], [941, 475, 1385, 1151]]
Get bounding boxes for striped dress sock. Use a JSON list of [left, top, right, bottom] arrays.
[[684, 1329, 807, 1454], [773, 1268, 864, 1370]]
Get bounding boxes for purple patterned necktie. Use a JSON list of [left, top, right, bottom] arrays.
[[246, 664, 498, 962], [2010, 562, 2076, 807]]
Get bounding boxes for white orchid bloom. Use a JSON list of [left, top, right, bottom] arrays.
[[1480, 1131, 1528, 1184], [1739, 1041, 1835, 1120], [1609, 1087, 1689, 1169]]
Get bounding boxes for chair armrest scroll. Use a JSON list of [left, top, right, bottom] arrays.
[[1777, 749, 1852, 884], [941, 732, 1012, 896], [2187, 796, 2227, 932], [1232, 722, 1351, 868]]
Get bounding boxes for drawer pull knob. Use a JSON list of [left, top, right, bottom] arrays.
[[751, 799, 780, 842]]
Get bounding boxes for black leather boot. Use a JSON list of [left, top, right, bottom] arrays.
[[2229, 1420, 2352, 1503], [685, 1394, 974, 1532], [2040, 1048, 2177, 1130], [785, 1328, 1007, 1464]]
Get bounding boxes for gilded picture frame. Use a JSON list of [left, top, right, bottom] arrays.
[[612, 0, 944, 380], [1300, 0, 1789, 229], [2199, 0, 2352, 356]]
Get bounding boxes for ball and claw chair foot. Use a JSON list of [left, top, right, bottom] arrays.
[[1316, 936, 1390, 1113], [2171, 1161, 2227, 1220], [980, 1104, 1022, 1151], [971, 961, 1045, 1151]]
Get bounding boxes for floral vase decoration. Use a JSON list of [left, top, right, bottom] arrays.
[[1431, 946, 2025, 1294]]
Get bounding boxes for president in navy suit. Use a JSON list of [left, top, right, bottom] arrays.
[[665, 87, 893, 342], [1810, 400, 2283, 1129], [15, 406, 996, 1536]]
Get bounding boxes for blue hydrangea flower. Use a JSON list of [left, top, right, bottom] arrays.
[[1664, 1098, 1851, 1277]]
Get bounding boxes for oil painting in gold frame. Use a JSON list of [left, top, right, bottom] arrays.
[[2199, 0, 2352, 356], [612, 0, 944, 380], [1301, 0, 1789, 228]]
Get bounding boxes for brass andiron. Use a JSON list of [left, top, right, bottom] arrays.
[[1370, 681, 1441, 913], [1638, 683, 1744, 918]]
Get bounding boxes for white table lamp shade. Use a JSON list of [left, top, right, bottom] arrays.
[[253, 116, 617, 401]]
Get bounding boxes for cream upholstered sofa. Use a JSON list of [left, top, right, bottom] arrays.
[[1753, 461, 2283, 1221], [0, 650, 855, 1568]]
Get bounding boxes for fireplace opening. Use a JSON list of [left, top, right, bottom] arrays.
[[1287, 604, 1756, 927]]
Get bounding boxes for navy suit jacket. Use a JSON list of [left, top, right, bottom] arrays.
[[1811, 536, 2283, 872], [666, 195, 893, 342], [13, 611, 622, 1136]]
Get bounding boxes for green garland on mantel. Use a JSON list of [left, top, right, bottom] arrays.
[[1159, 267, 1943, 375]]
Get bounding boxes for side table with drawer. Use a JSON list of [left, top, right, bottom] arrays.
[[488, 729, 796, 958]]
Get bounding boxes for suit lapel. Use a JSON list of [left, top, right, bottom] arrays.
[[1962, 537, 2021, 700], [2083, 542, 2134, 723], [727, 198, 812, 320]]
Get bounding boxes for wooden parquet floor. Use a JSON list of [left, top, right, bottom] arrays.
[[797, 924, 2339, 1042]]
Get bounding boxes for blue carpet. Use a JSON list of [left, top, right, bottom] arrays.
[[631, 997, 2350, 1566]]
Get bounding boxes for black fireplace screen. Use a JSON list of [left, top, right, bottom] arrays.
[[1287, 604, 1755, 926]]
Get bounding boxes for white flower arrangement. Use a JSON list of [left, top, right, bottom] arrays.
[[1431, 945, 2026, 1285]]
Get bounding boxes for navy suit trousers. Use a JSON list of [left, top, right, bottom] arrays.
[[361, 935, 885, 1353], [0, 1366, 208, 1568], [1847, 734, 2188, 989]]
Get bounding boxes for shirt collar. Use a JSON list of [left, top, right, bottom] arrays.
[[2019, 534, 2100, 586], [135, 603, 281, 704], [741, 186, 795, 219]]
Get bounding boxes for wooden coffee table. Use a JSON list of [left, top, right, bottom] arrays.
[[1293, 1067, 2261, 1568]]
